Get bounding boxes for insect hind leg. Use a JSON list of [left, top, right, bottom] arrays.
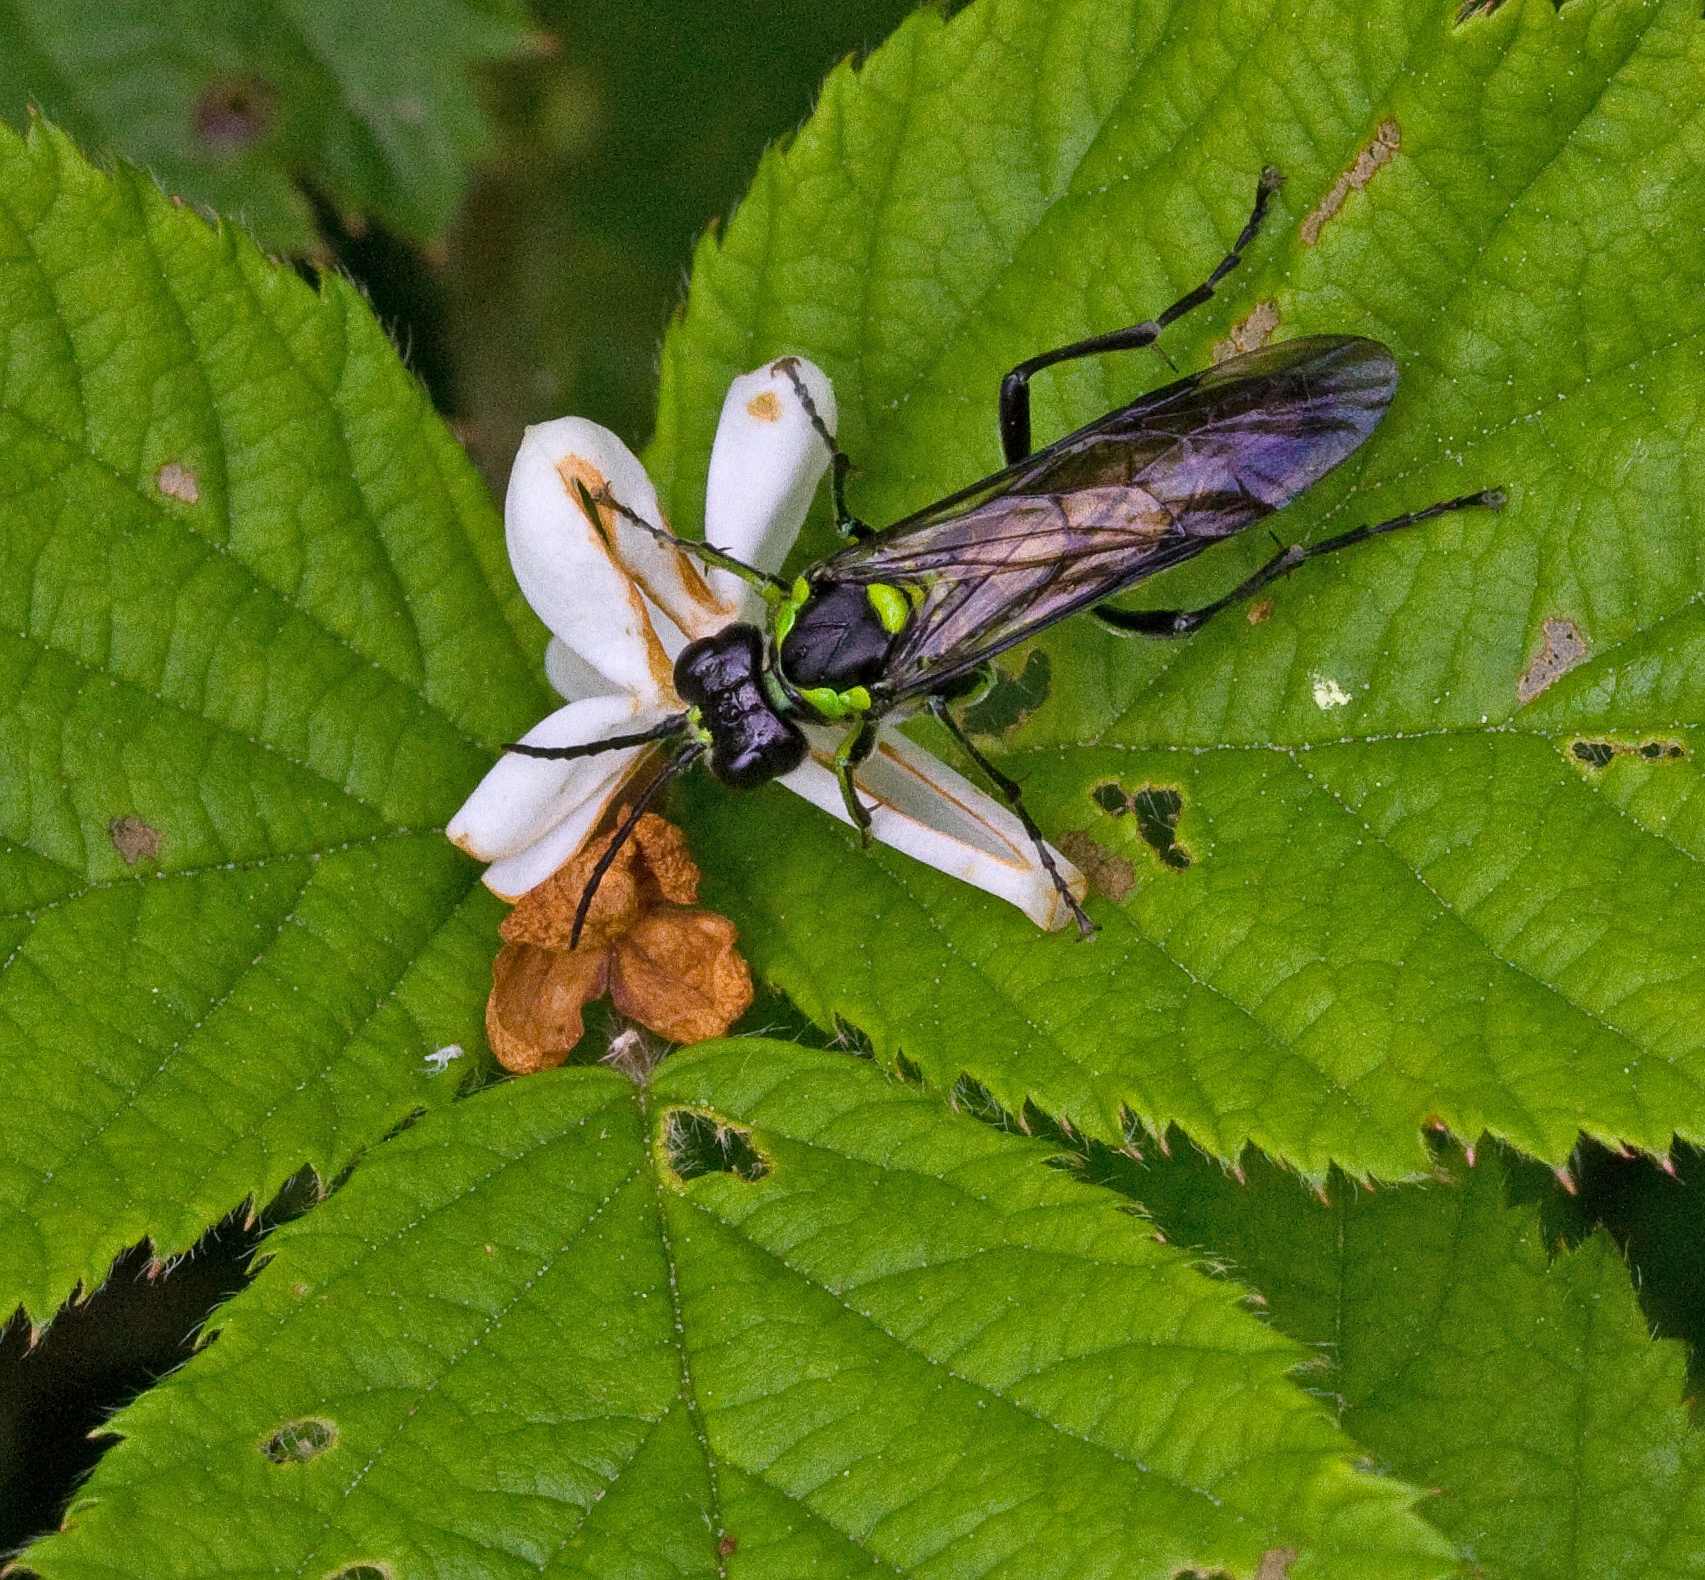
[[997, 166, 1282, 464], [1094, 488, 1505, 637], [926, 698, 1096, 940]]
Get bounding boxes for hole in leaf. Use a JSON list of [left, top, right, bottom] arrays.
[[261, 1417, 335, 1464], [1132, 787, 1192, 870], [962, 650, 1052, 735], [663, 1109, 769, 1183], [1571, 738, 1688, 770], [326, 1567, 389, 1580], [1092, 782, 1129, 816]]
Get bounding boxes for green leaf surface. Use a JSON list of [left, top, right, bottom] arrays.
[[1111, 1140, 1705, 1579], [0, 118, 552, 1322], [0, 0, 532, 252], [21, 1043, 1457, 1580], [651, 0, 1705, 1180]]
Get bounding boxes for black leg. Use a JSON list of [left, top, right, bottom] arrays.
[[569, 743, 705, 949], [575, 480, 789, 594], [926, 697, 1096, 940], [505, 715, 689, 761], [998, 166, 1282, 463], [833, 719, 879, 843], [776, 358, 872, 539], [1095, 489, 1505, 636]]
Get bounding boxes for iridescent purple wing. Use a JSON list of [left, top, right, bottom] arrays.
[[819, 335, 1398, 699]]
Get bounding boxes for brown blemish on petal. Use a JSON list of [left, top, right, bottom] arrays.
[[488, 813, 752, 1074], [110, 815, 162, 865], [156, 462, 199, 503], [1301, 120, 1401, 246], [1212, 300, 1280, 363], [1055, 830, 1135, 903], [1517, 617, 1589, 703], [552, 456, 680, 695], [745, 390, 782, 422]]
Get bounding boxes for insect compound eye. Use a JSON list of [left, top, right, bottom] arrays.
[[777, 581, 896, 691]]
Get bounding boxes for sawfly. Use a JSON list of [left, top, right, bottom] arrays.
[[509, 168, 1502, 943]]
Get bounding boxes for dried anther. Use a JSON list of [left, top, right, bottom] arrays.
[[485, 812, 752, 1073]]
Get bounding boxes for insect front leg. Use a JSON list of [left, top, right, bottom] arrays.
[[571, 478, 788, 594], [926, 697, 1097, 940], [775, 359, 872, 540], [997, 166, 1282, 463], [831, 719, 880, 844], [1094, 488, 1505, 636]]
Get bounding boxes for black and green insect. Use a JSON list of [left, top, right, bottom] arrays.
[[512, 168, 1502, 943]]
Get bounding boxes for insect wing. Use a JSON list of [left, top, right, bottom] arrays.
[[822, 335, 1398, 696]]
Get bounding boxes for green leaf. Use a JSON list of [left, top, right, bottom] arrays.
[[650, 0, 1705, 1181], [0, 0, 533, 252], [20, 1043, 1457, 1580], [0, 117, 552, 1322], [1114, 1140, 1705, 1579]]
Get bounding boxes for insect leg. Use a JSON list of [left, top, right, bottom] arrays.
[[1094, 488, 1505, 636], [997, 166, 1282, 463], [775, 359, 871, 540], [926, 697, 1097, 940], [569, 741, 706, 949], [504, 715, 690, 760], [572, 478, 790, 595], [833, 719, 879, 844]]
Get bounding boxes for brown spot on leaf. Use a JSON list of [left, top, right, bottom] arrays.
[[1301, 120, 1401, 245], [1255, 1547, 1299, 1580], [486, 813, 753, 1075], [195, 76, 274, 149], [156, 462, 199, 503], [1246, 598, 1274, 625], [745, 389, 782, 422], [109, 815, 161, 865], [718, 1533, 738, 1558], [1212, 300, 1280, 362], [1055, 830, 1135, 902], [1517, 617, 1588, 703], [1570, 737, 1687, 770]]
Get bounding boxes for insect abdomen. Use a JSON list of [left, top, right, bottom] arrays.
[[674, 626, 808, 789]]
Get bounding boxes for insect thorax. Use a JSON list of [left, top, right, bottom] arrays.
[[777, 581, 898, 692], [674, 625, 808, 789]]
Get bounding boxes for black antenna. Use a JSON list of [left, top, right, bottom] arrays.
[[570, 741, 707, 949], [504, 714, 689, 761]]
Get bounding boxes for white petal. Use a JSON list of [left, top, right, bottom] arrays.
[[446, 694, 668, 863], [777, 727, 1087, 931], [704, 357, 837, 615], [505, 418, 678, 703], [480, 752, 646, 901], [544, 636, 623, 702]]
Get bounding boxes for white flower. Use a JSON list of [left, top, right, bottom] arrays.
[[446, 357, 1087, 931]]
